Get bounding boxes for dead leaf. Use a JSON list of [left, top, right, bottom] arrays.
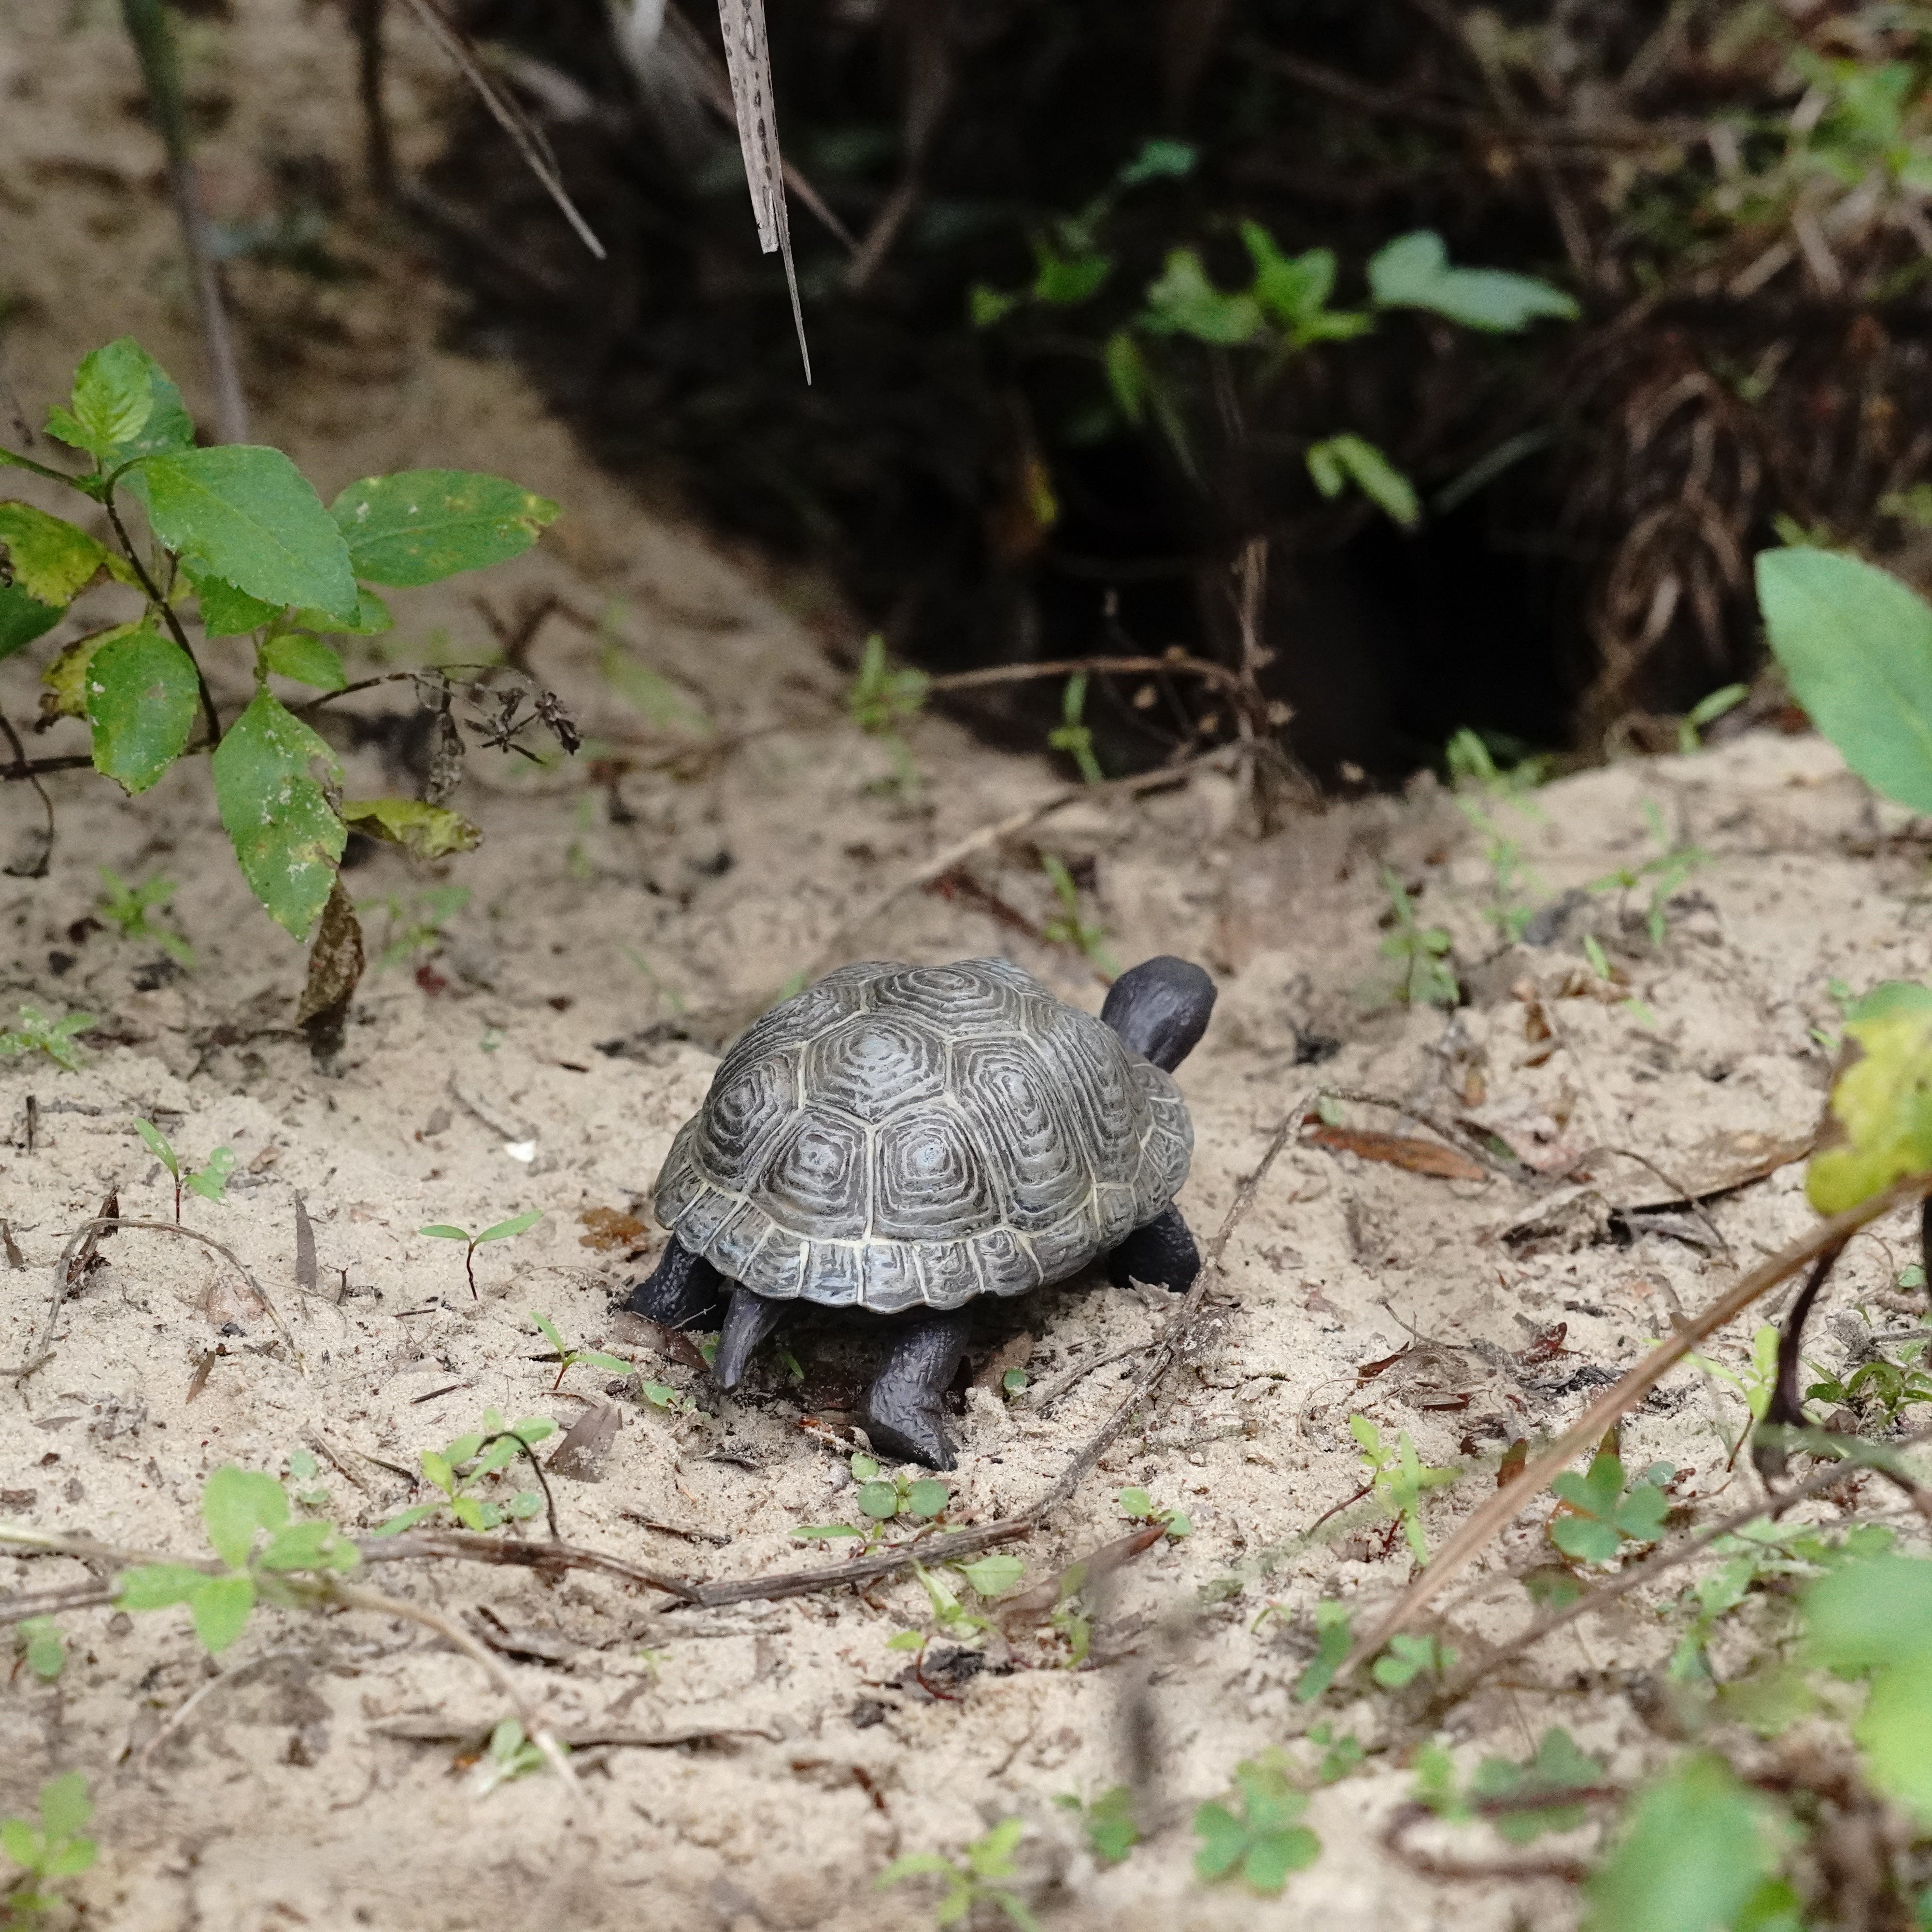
[[1497, 1438, 1528, 1487], [297, 881, 364, 1056], [1356, 1343, 1412, 1381], [579, 1206, 649, 1252], [1515, 1321, 1570, 1365], [294, 1198, 317, 1294], [1305, 1122, 1487, 1181], [1607, 1128, 1815, 1210], [548, 1404, 619, 1480]]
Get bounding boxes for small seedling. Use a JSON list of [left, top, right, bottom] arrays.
[[1412, 1729, 1605, 1842], [885, 1560, 998, 1654], [1548, 1444, 1673, 1564], [1000, 1367, 1029, 1395], [1193, 1755, 1321, 1894], [1292, 1599, 1354, 1701], [419, 1209, 543, 1298], [0, 1006, 95, 1074], [1586, 801, 1707, 946], [1040, 852, 1119, 976], [1350, 1415, 1460, 1563], [285, 1447, 331, 1509], [1677, 682, 1748, 754], [1445, 728, 1547, 939], [133, 1118, 236, 1221], [1305, 1722, 1365, 1784], [1370, 1631, 1457, 1689], [848, 630, 928, 793], [1117, 1486, 1192, 1539], [366, 884, 471, 972], [793, 1454, 949, 1545], [529, 1311, 633, 1393], [0, 1773, 97, 1918], [1370, 872, 1457, 1008], [470, 1717, 555, 1797], [13, 1619, 63, 1683], [1804, 1333, 1932, 1423], [370, 1409, 556, 1535], [118, 1465, 358, 1653], [98, 866, 194, 967], [1054, 1785, 1139, 1864], [877, 1817, 1039, 1932], [1682, 1322, 1783, 1449], [1047, 672, 1104, 784]]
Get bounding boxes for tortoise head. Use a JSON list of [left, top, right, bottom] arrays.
[[1100, 955, 1217, 1072]]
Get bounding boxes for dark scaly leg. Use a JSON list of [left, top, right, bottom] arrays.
[[1105, 1205, 1199, 1293], [864, 1307, 973, 1470], [712, 1282, 791, 1391], [621, 1235, 727, 1331]]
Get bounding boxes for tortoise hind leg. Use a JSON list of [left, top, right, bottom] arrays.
[[1105, 1206, 1199, 1293], [712, 1283, 791, 1391], [621, 1235, 727, 1331], [864, 1307, 973, 1471]]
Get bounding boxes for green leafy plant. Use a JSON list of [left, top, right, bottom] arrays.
[[794, 1453, 949, 1545], [1039, 852, 1119, 976], [470, 1716, 555, 1797], [1445, 727, 1547, 939], [97, 867, 192, 967], [284, 1447, 332, 1509], [419, 1209, 543, 1299], [367, 885, 471, 973], [118, 1465, 358, 1654], [1193, 1755, 1322, 1895], [1370, 1630, 1457, 1690], [529, 1311, 632, 1393], [1116, 1485, 1192, 1539], [1350, 1414, 1460, 1563], [1293, 1599, 1355, 1702], [134, 1117, 235, 1221], [1805, 1338, 1932, 1423], [0, 1007, 94, 1074], [0, 339, 565, 955], [1054, 1785, 1139, 1865], [369, 1409, 556, 1535], [1306, 432, 1419, 529], [1805, 980, 1932, 1214], [1414, 1729, 1607, 1843], [1548, 1445, 1674, 1564], [12, 1619, 63, 1684], [1047, 672, 1104, 784], [1677, 683, 1749, 755], [0, 1774, 97, 1919], [1368, 873, 1458, 1009], [1586, 801, 1707, 947], [877, 1817, 1039, 1931]]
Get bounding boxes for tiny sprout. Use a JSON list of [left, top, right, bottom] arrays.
[[1055, 1785, 1139, 1865], [134, 1118, 235, 1222], [0, 1772, 97, 1916], [1001, 1367, 1030, 1395], [420, 1209, 543, 1298], [1193, 1756, 1321, 1894], [877, 1817, 1039, 1932], [98, 866, 193, 966], [0, 1005, 96, 1074], [1040, 852, 1119, 976], [472, 1716, 554, 1796], [14, 1617, 64, 1682], [1117, 1486, 1192, 1539], [530, 1310, 633, 1393], [1047, 671, 1104, 784]]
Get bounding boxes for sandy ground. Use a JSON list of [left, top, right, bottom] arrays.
[[2, 7, 1930, 1930]]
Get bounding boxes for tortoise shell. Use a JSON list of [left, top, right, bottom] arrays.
[[653, 957, 1193, 1314]]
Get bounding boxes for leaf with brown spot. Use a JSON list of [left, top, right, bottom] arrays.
[[1307, 1122, 1486, 1181]]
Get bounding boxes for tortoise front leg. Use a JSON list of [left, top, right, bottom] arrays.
[[1104, 1205, 1199, 1294], [621, 1235, 727, 1331], [712, 1282, 792, 1391], [864, 1307, 973, 1471]]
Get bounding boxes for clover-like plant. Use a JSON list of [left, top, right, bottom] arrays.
[[118, 1465, 358, 1653], [793, 1453, 949, 1546], [877, 1818, 1039, 1931], [0, 1773, 97, 1919], [1193, 1755, 1322, 1895]]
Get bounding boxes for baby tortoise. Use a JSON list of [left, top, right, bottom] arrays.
[[623, 953, 1215, 1467]]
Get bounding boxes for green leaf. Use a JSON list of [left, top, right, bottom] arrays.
[[1306, 434, 1420, 529], [368, 1501, 442, 1537], [849, 1454, 881, 1482], [330, 469, 559, 586], [202, 1464, 289, 1568], [1295, 1600, 1354, 1701], [1584, 1754, 1782, 1932], [35, 1773, 90, 1845], [969, 284, 1021, 329], [1242, 1826, 1320, 1892], [0, 1818, 39, 1868], [133, 1117, 176, 1173], [1239, 225, 1371, 346], [1550, 1515, 1623, 1563], [291, 585, 391, 635], [1757, 547, 1932, 816], [1140, 249, 1263, 344], [41, 621, 139, 718], [1082, 1785, 1139, 1863], [85, 624, 199, 794], [188, 1572, 256, 1652], [1854, 1649, 1932, 1821], [133, 445, 356, 621], [420, 1224, 470, 1240], [857, 1481, 901, 1520], [579, 1350, 633, 1375], [1103, 330, 1149, 424], [531, 1312, 566, 1352], [1805, 981, 1932, 1212], [185, 564, 282, 638], [257, 1520, 359, 1573], [1117, 1487, 1152, 1519], [185, 1146, 236, 1202], [1806, 1554, 1932, 1670], [476, 1210, 542, 1243], [1368, 231, 1578, 332], [792, 1523, 865, 1540], [117, 1562, 212, 1610], [343, 795, 486, 860], [960, 1553, 1025, 1598], [46, 338, 194, 468], [1032, 247, 1111, 306], [261, 633, 346, 690], [1118, 138, 1195, 185], [0, 502, 114, 605], [1470, 1729, 1604, 1844], [210, 689, 345, 938], [0, 582, 63, 660], [904, 1478, 950, 1519]]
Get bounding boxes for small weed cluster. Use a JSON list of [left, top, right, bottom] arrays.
[[370, 1410, 555, 1536]]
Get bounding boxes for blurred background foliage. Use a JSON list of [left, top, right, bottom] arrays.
[[408, 0, 1932, 781]]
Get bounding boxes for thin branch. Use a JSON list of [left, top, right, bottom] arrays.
[[359, 1529, 701, 1602], [117, 0, 250, 443], [0, 709, 54, 869], [1342, 1171, 1932, 1677]]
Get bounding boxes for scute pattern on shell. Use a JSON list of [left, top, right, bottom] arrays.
[[654, 957, 1193, 1313]]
